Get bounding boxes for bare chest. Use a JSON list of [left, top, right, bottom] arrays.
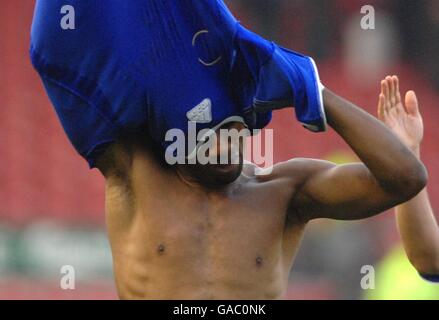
[[107, 176, 305, 299]]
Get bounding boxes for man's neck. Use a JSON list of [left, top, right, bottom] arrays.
[[175, 168, 244, 197]]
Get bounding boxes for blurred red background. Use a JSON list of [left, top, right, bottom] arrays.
[[1, 1, 438, 299]]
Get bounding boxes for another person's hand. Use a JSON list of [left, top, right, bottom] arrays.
[[378, 76, 423, 155], [378, 76, 439, 279]]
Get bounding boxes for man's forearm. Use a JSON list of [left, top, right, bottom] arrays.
[[396, 189, 439, 273], [322, 88, 427, 197], [395, 148, 439, 274]]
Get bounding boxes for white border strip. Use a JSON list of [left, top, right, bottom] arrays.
[[309, 57, 328, 132]]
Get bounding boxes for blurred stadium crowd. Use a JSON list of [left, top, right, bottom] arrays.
[[0, 0, 438, 299]]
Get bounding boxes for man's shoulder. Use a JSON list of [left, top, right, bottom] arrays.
[[245, 158, 336, 185], [276, 158, 336, 173], [241, 159, 337, 225]]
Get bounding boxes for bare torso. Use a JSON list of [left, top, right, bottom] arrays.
[[101, 139, 307, 300], [97, 86, 429, 299]]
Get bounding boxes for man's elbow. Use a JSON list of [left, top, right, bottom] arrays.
[[388, 161, 428, 201], [404, 161, 428, 198]]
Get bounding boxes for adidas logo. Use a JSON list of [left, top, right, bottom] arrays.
[[186, 98, 212, 123]]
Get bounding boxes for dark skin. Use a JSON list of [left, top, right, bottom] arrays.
[[97, 88, 427, 299]]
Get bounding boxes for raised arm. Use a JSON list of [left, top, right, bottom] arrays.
[[377, 76, 439, 279], [284, 84, 428, 222]]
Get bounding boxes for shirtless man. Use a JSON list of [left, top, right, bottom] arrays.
[[30, 1, 427, 299], [96, 85, 426, 299]]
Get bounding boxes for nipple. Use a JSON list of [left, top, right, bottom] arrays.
[[157, 244, 166, 255]]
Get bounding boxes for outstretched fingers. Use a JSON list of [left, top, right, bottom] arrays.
[[394, 76, 402, 106], [405, 90, 420, 117], [378, 92, 386, 121]]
